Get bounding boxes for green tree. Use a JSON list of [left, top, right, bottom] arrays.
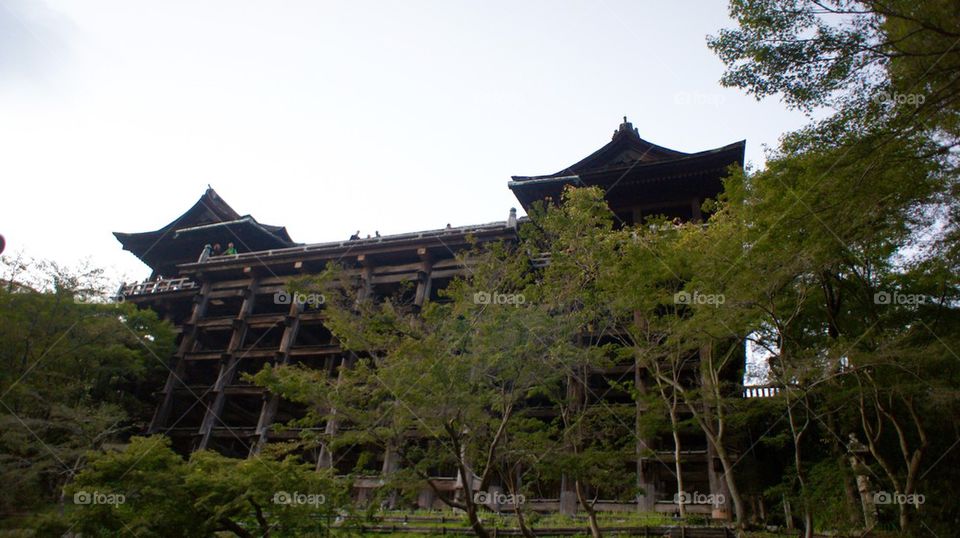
[[57, 436, 350, 537], [255, 242, 576, 538], [708, 0, 960, 148], [523, 188, 678, 533], [0, 256, 174, 524], [665, 97, 958, 534], [704, 6, 960, 530]]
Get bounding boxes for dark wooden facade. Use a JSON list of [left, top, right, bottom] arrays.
[[114, 187, 296, 279], [116, 120, 747, 517], [509, 118, 745, 225]]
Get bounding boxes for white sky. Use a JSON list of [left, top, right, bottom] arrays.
[[0, 0, 813, 283]]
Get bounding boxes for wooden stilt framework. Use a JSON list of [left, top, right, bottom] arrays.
[[149, 281, 212, 435], [132, 216, 751, 516], [118, 120, 756, 517]]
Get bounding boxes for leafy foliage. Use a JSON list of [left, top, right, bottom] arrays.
[[0, 256, 174, 521], [54, 436, 350, 537]]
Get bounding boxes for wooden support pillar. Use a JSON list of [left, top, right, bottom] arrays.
[[633, 310, 657, 512], [251, 392, 278, 455], [317, 354, 355, 471], [700, 343, 731, 521], [559, 474, 578, 515], [150, 281, 212, 433], [381, 445, 400, 474], [691, 197, 703, 222], [417, 486, 436, 510], [250, 297, 303, 456], [635, 365, 657, 512], [455, 433, 477, 508], [381, 443, 401, 509], [706, 435, 732, 520], [356, 255, 373, 304], [559, 370, 584, 515], [414, 247, 433, 307], [198, 278, 259, 451]]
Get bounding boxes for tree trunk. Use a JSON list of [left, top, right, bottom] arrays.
[[505, 465, 536, 538], [783, 494, 794, 531], [858, 379, 928, 534], [451, 425, 489, 538], [575, 479, 602, 538], [466, 503, 490, 538], [671, 411, 686, 517], [802, 511, 814, 538], [898, 503, 910, 533], [513, 500, 535, 538], [695, 344, 745, 528], [713, 442, 746, 527], [785, 397, 813, 538]]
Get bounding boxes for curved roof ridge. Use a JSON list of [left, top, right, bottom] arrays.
[[514, 118, 730, 181]]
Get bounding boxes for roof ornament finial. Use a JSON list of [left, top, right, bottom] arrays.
[[614, 116, 633, 139]]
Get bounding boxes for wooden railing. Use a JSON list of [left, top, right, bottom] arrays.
[[742, 385, 780, 398], [120, 277, 198, 297], [531, 253, 551, 268]]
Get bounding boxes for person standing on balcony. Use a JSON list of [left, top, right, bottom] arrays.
[[224, 242, 237, 255]]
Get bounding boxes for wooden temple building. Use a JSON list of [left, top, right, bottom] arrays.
[[115, 118, 746, 518]]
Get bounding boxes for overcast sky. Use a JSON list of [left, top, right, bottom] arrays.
[[0, 0, 814, 283]]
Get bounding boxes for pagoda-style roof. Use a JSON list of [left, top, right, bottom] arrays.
[[509, 118, 745, 215], [114, 188, 297, 277]]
